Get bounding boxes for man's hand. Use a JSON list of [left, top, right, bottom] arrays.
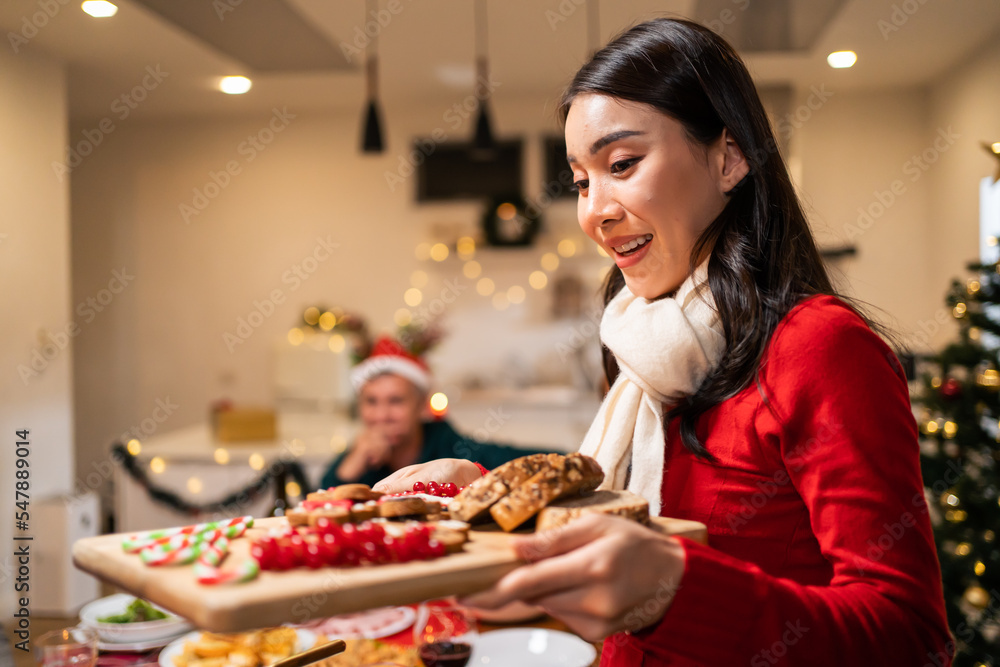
[[336, 428, 395, 481], [460, 514, 686, 641], [373, 458, 483, 493]]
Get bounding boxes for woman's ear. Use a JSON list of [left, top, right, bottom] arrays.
[[715, 128, 750, 195]]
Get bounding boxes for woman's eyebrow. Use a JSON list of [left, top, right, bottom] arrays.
[[567, 129, 646, 163]]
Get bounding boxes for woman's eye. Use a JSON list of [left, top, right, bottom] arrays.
[[569, 179, 589, 193], [610, 158, 639, 174]]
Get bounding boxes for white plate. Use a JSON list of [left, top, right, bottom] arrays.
[[158, 629, 316, 667], [297, 605, 415, 640], [80, 594, 192, 644], [96, 634, 184, 653], [471, 628, 597, 667]]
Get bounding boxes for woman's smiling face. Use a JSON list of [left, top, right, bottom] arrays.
[[566, 93, 738, 299]]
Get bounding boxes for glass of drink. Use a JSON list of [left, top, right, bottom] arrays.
[[412, 601, 477, 667], [36, 626, 98, 667]]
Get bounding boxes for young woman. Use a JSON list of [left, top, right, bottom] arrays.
[[377, 18, 951, 666]]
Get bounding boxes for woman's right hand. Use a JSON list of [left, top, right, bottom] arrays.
[[372, 458, 483, 493], [460, 513, 686, 641]]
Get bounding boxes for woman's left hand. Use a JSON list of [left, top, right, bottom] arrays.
[[461, 514, 687, 642]]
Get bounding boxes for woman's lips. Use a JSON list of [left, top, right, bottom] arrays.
[[612, 239, 651, 269], [606, 234, 653, 269]]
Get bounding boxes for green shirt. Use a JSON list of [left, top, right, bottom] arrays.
[[317, 419, 553, 490]]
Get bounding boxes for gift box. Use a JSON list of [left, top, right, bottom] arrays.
[[212, 405, 277, 442]]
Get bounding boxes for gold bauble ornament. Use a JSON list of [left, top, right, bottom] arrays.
[[964, 584, 990, 610]]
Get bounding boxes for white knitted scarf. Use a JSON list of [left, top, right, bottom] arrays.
[[578, 260, 726, 516]]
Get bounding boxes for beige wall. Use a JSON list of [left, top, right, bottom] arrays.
[[926, 35, 1000, 350], [794, 85, 936, 347], [0, 47, 72, 615]]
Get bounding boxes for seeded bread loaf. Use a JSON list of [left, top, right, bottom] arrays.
[[536, 489, 650, 532], [449, 453, 556, 523], [489, 453, 604, 531]]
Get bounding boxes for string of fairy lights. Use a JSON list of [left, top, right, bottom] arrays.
[[394, 230, 612, 327], [113, 441, 313, 515], [121, 433, 349, 507]]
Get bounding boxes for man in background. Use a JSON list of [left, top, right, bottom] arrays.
[[319, 336, 551, 489]]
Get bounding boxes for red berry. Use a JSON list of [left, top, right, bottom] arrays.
[[360, 522, 385, 541], [315, 517, 338, 535], [339, 523, 360, 548], [288, 535, 307, 567], [396, 533, 422, 562], [273, 539, 298, 570], [410, 524, 432, 539], [412, 481, 426, 493], [427, 539, 446, 558], [340, 546, 361, 567], [442, 482, 458, 497], [382, 535, 398, 562], [427, 481, 440, 496], [304, 542, 324, 569], [250, 539, 277, 570], [319, 533, 341, 565]]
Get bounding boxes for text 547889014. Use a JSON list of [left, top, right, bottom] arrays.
[[13, 428, 31, 652]]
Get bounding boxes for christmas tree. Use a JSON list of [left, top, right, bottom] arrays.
[[916, 261, 1000, 666]]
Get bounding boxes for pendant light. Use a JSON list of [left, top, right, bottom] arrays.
[[360, 0, 385, 153], [472, 0, 496, 157]]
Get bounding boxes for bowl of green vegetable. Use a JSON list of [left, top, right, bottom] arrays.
[[79, 594, 192, 644]]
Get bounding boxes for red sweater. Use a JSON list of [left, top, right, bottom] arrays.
[[601, 295, 952, 666]]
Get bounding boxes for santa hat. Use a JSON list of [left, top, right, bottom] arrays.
[[350, 335, 432, 394]]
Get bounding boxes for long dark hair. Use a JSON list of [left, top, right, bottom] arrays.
[[562, 18, 887, 459]]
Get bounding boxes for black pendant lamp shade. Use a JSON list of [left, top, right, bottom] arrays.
[[362, 98, 384, 153], [471, 0, 497, 157], [360, 0, 385, 153], [473, 100, 494, 152]]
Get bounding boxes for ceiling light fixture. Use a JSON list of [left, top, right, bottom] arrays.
[[219, 76, 252, 95], [827, 50, 857, 69], [360, 0, 385, 153], [471, 0, 496, 157], [81, 1, 118, 18]]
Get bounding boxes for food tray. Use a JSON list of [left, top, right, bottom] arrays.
[[73, 516, 706, 632]]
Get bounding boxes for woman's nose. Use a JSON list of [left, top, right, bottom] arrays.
[[582, 180, 623, 228]]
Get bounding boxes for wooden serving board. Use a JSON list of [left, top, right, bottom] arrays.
[[72, 516, 706, 633]]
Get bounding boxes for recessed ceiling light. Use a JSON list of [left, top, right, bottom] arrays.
[[219, 76, 252, 95], [827, 50, 857, 69], [81, 1, 118, 18]]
